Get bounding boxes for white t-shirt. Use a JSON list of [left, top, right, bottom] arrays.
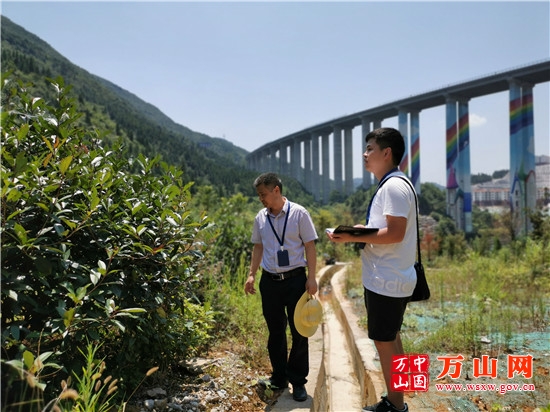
[[361, 172, 417, 297]]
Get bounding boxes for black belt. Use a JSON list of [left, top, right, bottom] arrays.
[[263, 267, 306, 281]]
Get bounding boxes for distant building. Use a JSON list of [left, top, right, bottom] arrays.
[[472, 155, 550, 209]]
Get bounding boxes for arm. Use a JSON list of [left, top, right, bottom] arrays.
[[244, 243, 263, 295], [304, 240, 318, 295], [326, 215, 407, 245]]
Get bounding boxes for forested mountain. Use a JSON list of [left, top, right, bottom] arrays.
[[1, 15, 291, 199]]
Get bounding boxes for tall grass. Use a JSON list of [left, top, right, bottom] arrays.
[[343, 238, 550, 356], [2, 342, 158, 412], [203, 256, 270, 371]]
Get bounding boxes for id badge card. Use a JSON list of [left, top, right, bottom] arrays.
[[277, 249, 290, 267]]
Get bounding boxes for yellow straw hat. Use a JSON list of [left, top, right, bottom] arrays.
[[294, 292, 323, 337]]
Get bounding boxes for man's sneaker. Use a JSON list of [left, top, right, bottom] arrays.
[[362, 396, 408, 412], [292, 384, 307, 402]]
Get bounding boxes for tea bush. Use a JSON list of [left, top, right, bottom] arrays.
[[1, 75, 213, 406]]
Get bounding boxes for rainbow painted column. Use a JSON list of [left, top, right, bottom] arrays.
[[509, 81, 536, 235], [445, 98, 460, 226], [522, 85, 536, 224], [458, 100, 472, 233], [398, 109, 409, 175], [410, 111, 421, 195]]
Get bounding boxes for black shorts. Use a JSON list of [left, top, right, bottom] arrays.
[[364, 287, 409, 342]]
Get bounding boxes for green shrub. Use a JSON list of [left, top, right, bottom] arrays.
[[1, 75, 212, 404]]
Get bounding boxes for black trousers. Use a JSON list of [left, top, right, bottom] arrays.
[[259, 269, 309, 386]]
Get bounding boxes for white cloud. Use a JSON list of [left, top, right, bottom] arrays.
[[470, 113, 487, 127]]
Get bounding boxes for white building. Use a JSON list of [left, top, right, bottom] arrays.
[[472, 155, 550, 208]]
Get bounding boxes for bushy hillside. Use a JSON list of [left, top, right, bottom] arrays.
[[0, 15, 262, 198]]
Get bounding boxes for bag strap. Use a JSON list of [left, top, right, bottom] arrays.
[[373, 175, 422, 265], [395, 177, 422, 266]]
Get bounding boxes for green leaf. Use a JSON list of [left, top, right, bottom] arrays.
[[59, 155, 73, 174], [75, 286, 87, 301], [90, 270, 101, 285], [91, 156, 103, 167], [131, 201, 142, 215], [37, 227, 53, 236], [36, 351, 54, 364], [22, 350, 34, 370], [53, 223, 65, 236], [14, 223, 27, 243], [112, 320, 126, 332], [60, 218, 77, 230], [40, 134, 54, 152], [14, 152, 28, 174], [117, 308, 147, 314], [90, 192, 100, 210], [63, 308, 75, 327], [16, 123, 30, 140], [6, 188, 22, 203], [10, 325, 20, 341]]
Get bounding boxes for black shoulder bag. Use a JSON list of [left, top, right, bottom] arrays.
[[396, 177, 430, 301]]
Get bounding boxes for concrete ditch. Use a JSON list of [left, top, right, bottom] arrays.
[[268, 264, 436, 411]]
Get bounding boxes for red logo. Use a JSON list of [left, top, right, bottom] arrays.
[[391, 354, 429, 392]]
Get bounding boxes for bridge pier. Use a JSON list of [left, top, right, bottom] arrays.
[[333, 125, 343, 196], [509, 81, 536, 237], [321, 132, 330, 203], [361, 116, 372, 190]]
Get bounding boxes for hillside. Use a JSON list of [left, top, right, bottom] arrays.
[[0, 15, 266, 198]]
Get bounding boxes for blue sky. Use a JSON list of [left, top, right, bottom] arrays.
[[2, 1, 549, 185]]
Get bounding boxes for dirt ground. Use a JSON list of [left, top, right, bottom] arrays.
[[346, 292, 550, 411]]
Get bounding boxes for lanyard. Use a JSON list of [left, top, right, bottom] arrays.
[[366, 168, 398, 224], [267, 201, 290, 250]]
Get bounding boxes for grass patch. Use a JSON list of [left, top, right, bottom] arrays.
[[343, 239, 550, 356]]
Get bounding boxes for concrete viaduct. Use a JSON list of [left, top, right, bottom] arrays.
[[246, 59, 550, 235]]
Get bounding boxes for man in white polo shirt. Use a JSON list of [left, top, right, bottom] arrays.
[[244, 172, 318, 402]]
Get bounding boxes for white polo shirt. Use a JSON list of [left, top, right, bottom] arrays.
[[251, 199, 318, 274]]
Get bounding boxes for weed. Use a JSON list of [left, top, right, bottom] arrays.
[[1, 342, 159, 412]]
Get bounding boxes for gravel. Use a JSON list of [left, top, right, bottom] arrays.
[[124, 351, 270, 412]]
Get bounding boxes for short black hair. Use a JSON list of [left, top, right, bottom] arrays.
[[254, 172, 283, 194], [365, 127, 405, 166]]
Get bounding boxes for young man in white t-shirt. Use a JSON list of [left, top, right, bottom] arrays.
[[327, 127, 416, 412]]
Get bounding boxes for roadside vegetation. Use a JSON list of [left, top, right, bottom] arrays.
[[2, 73, 549, 411]]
